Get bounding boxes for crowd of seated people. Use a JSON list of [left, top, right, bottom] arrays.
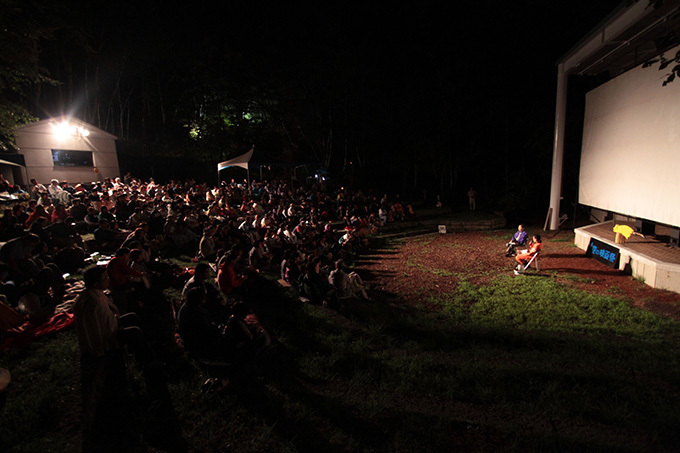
[[0, 175, 412, 361], [0, 175, 403, 444], [0, 173, 417, 444]]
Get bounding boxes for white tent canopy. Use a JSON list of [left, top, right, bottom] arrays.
[[216, 145, 321, 185], [217, 147, 254, 171]]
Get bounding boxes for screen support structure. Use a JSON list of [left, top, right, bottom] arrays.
[[548, 63, 568, 231]]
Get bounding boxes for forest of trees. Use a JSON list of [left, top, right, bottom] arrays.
[[0, 0, 623, 213]]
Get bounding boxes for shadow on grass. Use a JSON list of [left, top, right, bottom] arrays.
[[549, 267, 627, 277], [513, 272, 553, 278], [357, 268, 398, 282], [225, 370, 390, 452], [6, 247, 678, 452]]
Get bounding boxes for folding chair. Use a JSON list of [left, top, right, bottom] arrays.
[[524, 251, 540, 271], [506, 236, 528, 256], [514, 251, 540, 275]]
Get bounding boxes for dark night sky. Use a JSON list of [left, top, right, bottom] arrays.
[[39, 1, 625, 200], [52, 1, 626, 125], [90, 1, 624, 101]]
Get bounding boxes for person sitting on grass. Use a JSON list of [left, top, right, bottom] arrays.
[[24, 204, 49, 228], [299, 259, 341, 308], [328, 259, 370, 300], [106, 247, 146, 296], [93, 219, 117, 253], [183, 262, 227, 320], [505, 224, 528, 257], [177, 286, 270, 364], [0, 298, 24, 335], [127, 248, 151, 291], [248, 238, 270, 270], [198, 225, 217, 261], [0, 233, 42, 284], [281, 249, 302, 289], [216, 251, 249, 298], [515, 235, 542, 274]]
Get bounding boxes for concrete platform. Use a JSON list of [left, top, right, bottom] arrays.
[[574, 220, 680, 294]]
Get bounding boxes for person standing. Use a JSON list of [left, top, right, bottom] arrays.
[[74, 266, 165, 444], [73, 266, 155, 363], [467, 187, 477, 211]]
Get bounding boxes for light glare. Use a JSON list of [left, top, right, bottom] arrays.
[[52, 121, 90, 139]]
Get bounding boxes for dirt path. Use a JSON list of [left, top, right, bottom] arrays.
[[359, 230, 680, 320]]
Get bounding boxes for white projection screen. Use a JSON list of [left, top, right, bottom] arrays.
[[580, 45, 680, 228]]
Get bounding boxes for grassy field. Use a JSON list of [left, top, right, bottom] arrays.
[[2, 238, 680, 452]]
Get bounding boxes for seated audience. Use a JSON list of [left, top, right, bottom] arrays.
[[0, 233, 42, 283], [216, 251, 248, 297], [182, 262, 226, 319], [177, 286, 270, 363], [94, 219, 117, 252], [106, 247, 145, 292], [299, 259, 340, 308]]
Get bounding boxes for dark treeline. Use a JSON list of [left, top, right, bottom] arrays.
[[1, 0, 621, 214]]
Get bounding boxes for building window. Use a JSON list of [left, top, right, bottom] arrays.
[[51, 149, 94, 167]]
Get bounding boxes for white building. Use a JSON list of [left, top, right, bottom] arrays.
[[12, 117, 120, 185]]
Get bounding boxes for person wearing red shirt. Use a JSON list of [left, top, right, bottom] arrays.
[[216, 252, 247, 296], [24, 205, 50, 228], [106, 247, 145, 290]]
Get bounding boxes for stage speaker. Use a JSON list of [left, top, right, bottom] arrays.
[[670, 228, 680, 248], [635, 219, 656, 236]]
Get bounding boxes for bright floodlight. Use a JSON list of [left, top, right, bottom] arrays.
[[52, 121, 90, 139], [53, 121, 74, 139]]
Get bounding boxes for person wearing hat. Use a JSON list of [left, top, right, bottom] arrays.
[[57, 181, 73, 206], [48, 179, 63, 204]]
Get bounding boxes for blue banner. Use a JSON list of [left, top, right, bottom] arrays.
[[585, 238, 620, 268]]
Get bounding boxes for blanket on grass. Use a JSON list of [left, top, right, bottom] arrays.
[[0, 281, 84, 352]]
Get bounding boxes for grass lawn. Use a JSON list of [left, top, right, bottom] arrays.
[[1, 242, 680, 452]]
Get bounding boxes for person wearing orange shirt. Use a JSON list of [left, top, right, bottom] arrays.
[[515, 235, 542, 274]]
